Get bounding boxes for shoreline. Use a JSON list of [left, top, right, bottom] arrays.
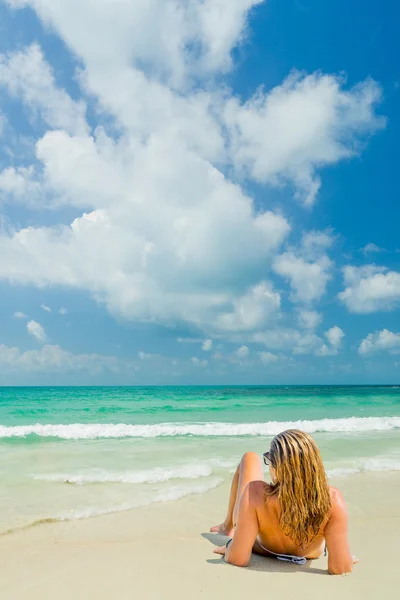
[[1, 471, 399, 598]]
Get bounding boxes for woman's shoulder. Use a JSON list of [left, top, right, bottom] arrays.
[[247, 481, 278, 514], [246, 480, 276, 501], [329, 486, 345, 502], [328, 486, 348, 514]]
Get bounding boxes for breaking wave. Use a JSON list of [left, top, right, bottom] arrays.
[[33, 464, 213, 485], [1, 416, 400, 439]]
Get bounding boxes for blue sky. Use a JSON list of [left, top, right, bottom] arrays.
[[0, 0, 399, 385]]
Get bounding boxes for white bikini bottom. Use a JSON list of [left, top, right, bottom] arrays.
[[257, 540, 307, 565]]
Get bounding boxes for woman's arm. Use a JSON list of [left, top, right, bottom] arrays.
[[324, 488, 355, 575], [214, 481, 260, 567]]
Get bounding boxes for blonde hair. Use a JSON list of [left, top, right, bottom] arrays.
[[267, 429, 331, 548]]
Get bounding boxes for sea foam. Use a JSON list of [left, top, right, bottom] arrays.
[[0, 478, 222, 536], [33, 464, 213, 485], [1, 415, 400, 439], [327, 455, 400, 478]]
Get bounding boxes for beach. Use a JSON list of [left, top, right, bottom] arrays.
[[1, 471, 399, 599], [1, 385, 399, 598]]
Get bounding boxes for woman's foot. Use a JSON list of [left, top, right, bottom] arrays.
[[210, 521, 234, 537]]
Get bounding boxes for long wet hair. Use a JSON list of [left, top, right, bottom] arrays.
[[266, 429, 331, 548]]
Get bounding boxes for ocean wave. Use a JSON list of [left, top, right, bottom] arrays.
[[1, 478, 222, 536], [1, 416, 400, 439], [33, 464, 213, 485], [327, 456, 400, 478]]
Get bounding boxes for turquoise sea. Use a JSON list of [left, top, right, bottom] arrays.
[[1, 385, 399, 533]]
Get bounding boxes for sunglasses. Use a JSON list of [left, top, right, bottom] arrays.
[[263, 451, 273, 466]]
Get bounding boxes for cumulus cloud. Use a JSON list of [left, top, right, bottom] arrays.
[[0, 343, 119, 374], [297, 310, 322, 330], [325, 326, 345, 350], [359, 329, 400, 356], [300, 230, 334, 258], [41, 304, 51, 313], [362, 242, 382, 255], [26, 320, 47, 342], [13, 311, 27, 319], [224, 73, 384, 206], [0, 1, 384, 340], [191, 356, 208, 367], [274, 254, 332, 304], [259, 351, 278, 365], [338, 265, 400, 313], [213, 282, 282, 332], [253, 328, 320, 354], [0, 165, 42, 205], [235, 345, 249, 359], [138, 351, 154, 360], [316, 326, 345, 356], [254, 324, 344, 357], [6, 0, 264, 90], [273, 231, 334, 304], [0, 43, 88, 136], [202, 339, 213, 352]]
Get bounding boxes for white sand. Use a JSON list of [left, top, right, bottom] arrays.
[[0, 472, 399, 599]]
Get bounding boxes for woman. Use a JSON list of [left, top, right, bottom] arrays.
[[211, 429, 358, 575]]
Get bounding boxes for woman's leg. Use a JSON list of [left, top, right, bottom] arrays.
[[210, 452, 264, 536]]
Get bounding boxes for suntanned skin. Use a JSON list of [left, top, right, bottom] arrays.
[[211, 452, 358, 575]]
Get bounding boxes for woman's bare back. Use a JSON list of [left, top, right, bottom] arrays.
[[253, 481, 331, 559]]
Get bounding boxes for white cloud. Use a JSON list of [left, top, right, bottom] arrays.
[[0, 2, 384, 338], [274, 253, 332, 304], [138, 351, 155, 360], [273, 230, 333, 304], [274, 252, 332, 303], [259, 351, 278, 365], [338, 265, 400, 313], [0, 343, 119, 374], [254, 324, 343, 357], [6, 1, 264, 91], [41, 304, 51, 313], [325, 326, 345, 350], [292, 333, 325, 355], [0, 166, 42, 205], [224, 73, 384, 206], [297, 310, 322, 330], [212, 281, 282, 332], [191, 356, 208, 367], [13, 311, 28, 319], [202, 339, 213, 352], [0, 43, 88, 136], [26, 320, 47, 343], [300, 230, 334, 258], [235, 345, 249, 359], [316, 326, 345, 356], [0, 163, 288, 333], [254, 328, 318, 354], [59, 307, 67, 315], [362, 242, 382, 254], [359, 329, 400, 356]]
